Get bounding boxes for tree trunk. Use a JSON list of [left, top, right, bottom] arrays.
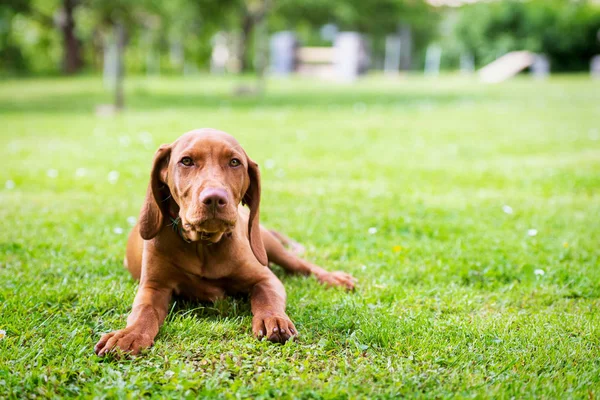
[[61, 0, 82, 74], [254, 17, 268, 94], [239, 13, 255, 72], [114, 22, 125, 110]]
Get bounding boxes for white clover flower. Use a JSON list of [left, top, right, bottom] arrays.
[[126, 216, 137, 226], [118, 136, 131, 147], [502, 205, 513, 214], [108, 171, 119, 185], [113, 227, 123, 235], [368, 227, 377, 235], [264, 159, 276, 170], [138, 131, 154, 149], [5, 180, 15, 190], [534, 269, 545, 276], [528, 229, 538, 237], [47, 169, 58, 179], [75, 168, 87, 178]]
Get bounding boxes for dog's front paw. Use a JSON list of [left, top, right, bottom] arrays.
[[94, 328, 154, 357], [317, 271, 357, 290], [252, 313, 297, 343]]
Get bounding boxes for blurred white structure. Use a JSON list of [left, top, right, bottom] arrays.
[[211, 32, 230, 74], [270, 31, 369, 81], [399, 25, 412, 71], [384, 35, 402, 75], [531, 55, 550, 80], [424, 44, 442, 76], [320, 24, 338, 42], [103, 39, 118, 90], [460, 52, 474, 74], [295, 46, 335, 78], [334, 32, 369, 82], [478, 51, 535, 83], [269, 31, 298, 76], [592, 56, 600, 79]]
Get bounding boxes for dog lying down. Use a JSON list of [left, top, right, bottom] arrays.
[[95, 128, 356, 356]]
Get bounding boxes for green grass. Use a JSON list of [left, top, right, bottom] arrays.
[[1, 74, 599, 398]]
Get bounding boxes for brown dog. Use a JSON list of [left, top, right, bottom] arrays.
[[95, 128, 356, 356]]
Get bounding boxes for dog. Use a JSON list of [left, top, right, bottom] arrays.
[[95, 128, 356, 356]]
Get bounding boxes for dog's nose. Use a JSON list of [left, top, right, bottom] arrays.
[[199, 188, 228, 211]]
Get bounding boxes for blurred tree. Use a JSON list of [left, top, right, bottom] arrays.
[[59, 0, 83, 73], [0, 0, 439, 76], [238, 0, 271, 71], [0, 0, 30, 73], [0, 0, 84, 74], [455, 0, 600, 71], [81, 0, 142, 109], [273, 0, 431, 36]]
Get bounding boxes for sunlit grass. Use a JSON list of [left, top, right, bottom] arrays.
[[1, 74, 599, 398]]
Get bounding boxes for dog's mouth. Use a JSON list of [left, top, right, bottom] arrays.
[[181, 217, 236, 243]]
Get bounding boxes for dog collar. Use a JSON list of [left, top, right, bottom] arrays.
[[168, 215, 192, 243]]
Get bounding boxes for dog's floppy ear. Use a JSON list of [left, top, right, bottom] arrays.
[[242, 158, 268, 266], [139, 144, 171, 240]]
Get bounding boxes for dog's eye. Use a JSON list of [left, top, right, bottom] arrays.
[[229, 158, 241, 167], [180, 157, 193, 166]]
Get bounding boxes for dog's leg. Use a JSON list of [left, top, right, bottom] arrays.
[[250, 270, 297, 343], [95, 284, 171, 356], [261, 227, 356, 290], [267, 229, 306, 255]]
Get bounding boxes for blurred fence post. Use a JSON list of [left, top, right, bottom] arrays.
[[103, 33, 117, 90], [254, 18, 268, 94], [460, 53, 474, 75], [114, 22, 125, 110], [102, 22, 125, 110], [399, 24, 412, 71], [531, 55, 550, 80], [591, 56, 600, 79], [334, 32, 369, 82], [144, 30, 160, 77], [384, 35, 401, 76], [424, 45, 442, 77], [211, 32, 229, 74], [169, 40, 184, 72], [269, 31, 298, 76]]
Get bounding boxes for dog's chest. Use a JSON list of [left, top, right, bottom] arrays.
[[166, 229, 252, 300], [173, 250, 243, 301], [172, 239, 240, 280]]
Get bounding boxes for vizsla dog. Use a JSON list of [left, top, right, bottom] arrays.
[[95, 128, 356, 356]]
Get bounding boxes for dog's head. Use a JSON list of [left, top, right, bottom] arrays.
[[138, 128, 267, 265]]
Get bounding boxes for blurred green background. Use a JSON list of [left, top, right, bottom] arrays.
[[1, 0, 600, 76]]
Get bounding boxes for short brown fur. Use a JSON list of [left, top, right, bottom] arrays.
[[95, 128, 356, 356]]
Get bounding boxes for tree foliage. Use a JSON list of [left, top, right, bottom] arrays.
[[2, 0, 599, 76], [455, 0, 600, 71], [0, 0, 438, 75]]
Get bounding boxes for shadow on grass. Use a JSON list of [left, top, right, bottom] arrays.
[[166, 266, 293, 322]]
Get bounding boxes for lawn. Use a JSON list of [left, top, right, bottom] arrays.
[[1, 74, 599, 398]]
